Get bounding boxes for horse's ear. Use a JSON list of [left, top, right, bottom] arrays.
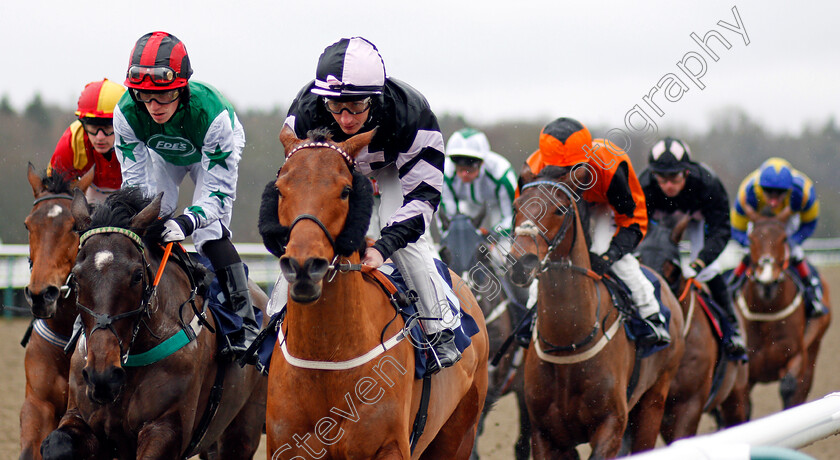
[[470, 205, 487, 229], [130, 192, 163, 230], [279, 125, 304, 157], [72, 166, 95, 194], [71, 189, 92, 231], [340, 128, 377, 158], [28, 162, 45, 197], [570, 163, 592, 194], [517, 163, 537, 192]]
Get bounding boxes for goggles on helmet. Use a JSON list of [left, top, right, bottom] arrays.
[[324, 97, 371, 115], [763, 187, 788, 197], [132, 88, 181, 105], [652, 171, 686, 184], [127, 65, 178, 86], [451, 156, 483, 168], [81, 120, 114, 137]]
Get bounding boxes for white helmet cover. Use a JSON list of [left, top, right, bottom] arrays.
[[446, 128, 490, 161]]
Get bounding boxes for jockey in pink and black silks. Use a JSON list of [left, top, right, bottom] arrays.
[[113, 31, 260, 361], [280, 37, 461, 374]]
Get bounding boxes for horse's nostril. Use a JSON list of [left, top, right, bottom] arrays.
[[306, 258, 330, 282], [520, 254, 539, 272], [279, 257, 301, 283], [43, 286, 60, 303]]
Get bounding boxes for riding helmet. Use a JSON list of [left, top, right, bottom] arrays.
[[648, 137, 692, 173], [758, 157, 794, 191], [124, 31, 192, 91], [446, 128, 490, 163], [311, 37, 386, 99], [75, 79, 126, 119]]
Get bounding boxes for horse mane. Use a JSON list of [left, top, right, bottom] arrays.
[[537, 165, 572, 181], [87, 187, 172, 256], [306, 127, 334, 143], [38, 168, 74, 195]]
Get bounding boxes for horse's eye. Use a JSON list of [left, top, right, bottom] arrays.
[[276, 188, 283, 199], [131, 269, 144, 285], [340, 186, 351, 200]]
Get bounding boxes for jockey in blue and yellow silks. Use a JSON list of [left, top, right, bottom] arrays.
[[730, 157, 827, 317]]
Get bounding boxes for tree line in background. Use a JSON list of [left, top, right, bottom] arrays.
[[3, 93, 839, 245]]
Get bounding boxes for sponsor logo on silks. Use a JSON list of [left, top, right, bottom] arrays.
[[148, 134, 200, 165]]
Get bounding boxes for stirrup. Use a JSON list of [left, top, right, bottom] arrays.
[[724, 331, 747, 357], [640, 313, 671, 347], [426, 330, 461, 375]]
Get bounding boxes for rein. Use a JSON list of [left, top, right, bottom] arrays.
[[33, 193, 73, 205]]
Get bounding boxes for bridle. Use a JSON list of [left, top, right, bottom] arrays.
[[30, 193, 76, 298], [73, 227, 156, 364], [513, 180, 609, 355], [281, 142, 362, 279]]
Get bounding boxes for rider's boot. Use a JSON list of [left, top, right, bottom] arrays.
[[640, 310, 671, 347], [794, 259, 828, 318], [708, 274, 747, 357], [216, 262, 261, 364], [426, 329, 461, 375]]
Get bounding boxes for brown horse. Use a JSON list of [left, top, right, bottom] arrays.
[[636, 212, 749, 441], [508, 166, 684, 459], [263, 127, 488, 459], [40, 188, 268, 459], [734, 216, 831, 412], [20, 164, 93, 460]]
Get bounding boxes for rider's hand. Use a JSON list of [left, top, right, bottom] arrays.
[[684, 259, 705, 279], [479, 227, 489, 236], [157, 214, 196, 243], [589, 252, 612, 276], [361, 247, 384, 268]]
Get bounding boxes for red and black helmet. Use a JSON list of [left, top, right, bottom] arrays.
[[125, 31, 192, 90]]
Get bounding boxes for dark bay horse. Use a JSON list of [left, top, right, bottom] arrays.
[[439, 213, 531, 460], [734, 216, 831, 412], [263, 126, 489, 459], [40, 189, 268, 459], [636, 212, 748, 441], [508, 166, 684, 459], [21, 164, 93, 460]]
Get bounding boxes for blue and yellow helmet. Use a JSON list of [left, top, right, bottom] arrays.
[[758, 158, 794, 191]]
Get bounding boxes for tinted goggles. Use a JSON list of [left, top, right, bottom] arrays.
[[324, 97, 371, 115], [81, 120, 114, 136], [132, 88, 181, 105], [652, 171, 686, 184], [127, 65, 177, 86]]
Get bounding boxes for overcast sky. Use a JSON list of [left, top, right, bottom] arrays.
[[2, 1, 838, 134]]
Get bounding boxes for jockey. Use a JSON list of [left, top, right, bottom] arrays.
[[113, 31, 260, 362], [731, 157, 827, 317], [524, 117, 670, 346], [441, 128, 517, 237], [49, 79, 126, 203], [282, 36, 460, 374], [638, 137, 747, 356]]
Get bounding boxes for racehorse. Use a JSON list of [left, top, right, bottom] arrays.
[[438, 213, 531, 460], [21, 165, 93, 460], [40, 188, 268, 459], [262, 126, 489, 459], [636, 212, 748, 441], [734, 214, 831, 412], [508, 165, 684, 459]]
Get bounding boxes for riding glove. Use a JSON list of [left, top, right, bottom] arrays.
[[589, 252, 613, 276], [159, 214, 197, 243], [684, 259, 705, 279]]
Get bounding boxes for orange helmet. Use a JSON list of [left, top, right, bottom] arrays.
[[538, 117, 593, 167], [75, 79, 126, 119]]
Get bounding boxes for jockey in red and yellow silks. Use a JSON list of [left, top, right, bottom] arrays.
[[520, 117, 669, 346], [49, 79, 125, 203]]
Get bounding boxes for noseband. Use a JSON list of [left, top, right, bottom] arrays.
[[74, 227, 155, 364]]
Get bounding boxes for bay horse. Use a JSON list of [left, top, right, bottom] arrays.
[[734, 214, 831, 412], [508, 165, 684, 459], [40, 188, 268, 459], [636, 212, 748, 441], [21, 164, 93, 460], [438, 213, 531, 460], [262, 126, 489, 459]]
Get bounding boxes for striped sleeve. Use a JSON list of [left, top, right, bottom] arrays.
[[374, 128, 445, 260], [791, 173, 819, 244], [731, 175, 757, 246]]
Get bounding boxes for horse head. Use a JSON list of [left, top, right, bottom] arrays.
[[70, 187, 163, 405], [748, 215, 790, 287], [261, 126, 375, 303], [508, 164, 590, 286], [24, 164, 94, 318]]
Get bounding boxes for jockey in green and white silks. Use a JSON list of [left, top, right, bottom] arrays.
[[114, 80, 245, 246], [114, 31, 259, 363], [441, 128, 517, 237]]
